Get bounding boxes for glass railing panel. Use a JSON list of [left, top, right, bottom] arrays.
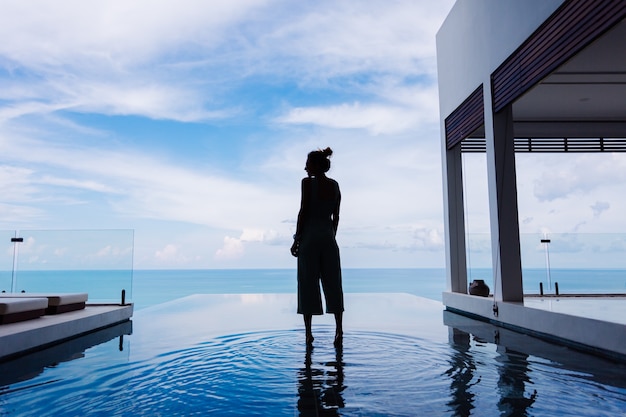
[[0, 230, 18, 293], [467, 232, 626, 295], [11, 229, 134, 304], [465, 233, 493, 289], [520, 233, 626, 295]]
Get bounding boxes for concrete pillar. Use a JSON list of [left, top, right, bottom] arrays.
[[484, 98, 524, 302], [443, 143, 468, 294]]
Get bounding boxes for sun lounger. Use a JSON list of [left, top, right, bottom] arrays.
[[0, 293, 88, 315], [0, 298, 48, 325]]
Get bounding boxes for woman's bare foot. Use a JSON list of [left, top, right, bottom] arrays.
[[304, 314, 313, 346], [333, 312, 343, 347], [334, 331, 343, 347]]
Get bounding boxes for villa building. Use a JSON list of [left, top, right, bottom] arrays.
[[437, 0, 626, 359]]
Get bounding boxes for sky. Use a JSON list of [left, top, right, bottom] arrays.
[[1, 0, 625, 271]]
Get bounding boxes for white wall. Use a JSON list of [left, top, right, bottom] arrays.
[[436, 0, 564, 119]]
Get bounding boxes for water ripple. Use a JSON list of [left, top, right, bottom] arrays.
[[1, 329, 624, 416]]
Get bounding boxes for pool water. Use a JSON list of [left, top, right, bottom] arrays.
[[1, 293, 625, 416]]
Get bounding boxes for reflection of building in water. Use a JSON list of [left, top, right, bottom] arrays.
[[297, 346, 345, 416], [447, 325, 538, 417], [444, 310, 626, 416], [445, 328, 477, 417], [496, 347, 537, 416], [0, 320, 132, 387]]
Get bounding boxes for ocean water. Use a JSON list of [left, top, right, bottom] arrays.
[[4, 268, 626, 310]]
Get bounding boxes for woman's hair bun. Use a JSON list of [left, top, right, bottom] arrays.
[[307, 147, 333, 173]]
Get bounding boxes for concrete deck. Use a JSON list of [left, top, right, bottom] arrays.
[[443, 292, 626, 361], [524, 295, 626, 325], [0, 304, 134, 361]]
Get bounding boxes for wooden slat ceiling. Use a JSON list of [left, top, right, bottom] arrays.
[[445, 0, 626, 152]]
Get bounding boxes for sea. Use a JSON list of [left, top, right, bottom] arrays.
[[4, 267, 626, 310]]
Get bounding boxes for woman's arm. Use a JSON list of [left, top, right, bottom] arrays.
[[332, 185, 341, 234], [295, 178, 311, 238], [291, 178, 311, 256]]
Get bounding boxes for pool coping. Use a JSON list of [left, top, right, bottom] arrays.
[[443, 292, 626, 362], [0, 304, 134, 362]]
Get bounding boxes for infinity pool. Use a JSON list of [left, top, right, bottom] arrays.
[[1, 294, 624, 416]]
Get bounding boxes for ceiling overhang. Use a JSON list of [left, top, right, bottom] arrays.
[[445, 0, 626, 152]]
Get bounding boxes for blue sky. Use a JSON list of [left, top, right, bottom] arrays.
[[2, 0, 625, 270]]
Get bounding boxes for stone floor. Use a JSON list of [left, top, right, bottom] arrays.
[[524, 295, 626, 325]]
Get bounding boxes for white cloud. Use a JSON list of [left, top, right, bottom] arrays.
[[277, 102, 422, 135], [0, 0, 455, 124], [0, 203, 43, 226], [510, 153, 626, 235], [0, 101, 68, 123], [240, 229, 267, 242], [39, 175, 117, 194], [53, 248, 68, 256], [65, 82, 233, 122], [412, 226, 444, 250], [531, 154, 626, 202], [95, 245, 132, 259], [0, 74, 234, 123], [0, 0, 470, 268], [0, 0, 270, 67], [215, 228, 284, 262], [1, 131, 296, 230], [250, 1, 455, 79], [0, 0, 271, 122], [0, 166, 39, 202], [240, 228, 281, 243], [215, 236, 245, 260], [155, 244, 183, 262]]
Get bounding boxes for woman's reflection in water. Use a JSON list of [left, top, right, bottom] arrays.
[[297, 343, 345, 416]]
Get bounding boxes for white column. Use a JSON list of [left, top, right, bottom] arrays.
[[484, 93, 524, 302], [443, 139, 468, 294]]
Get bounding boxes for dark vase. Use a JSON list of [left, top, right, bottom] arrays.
[[469, 280, 490, 297]]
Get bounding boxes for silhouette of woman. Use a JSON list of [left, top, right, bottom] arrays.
[[291, 147, 343, 346]]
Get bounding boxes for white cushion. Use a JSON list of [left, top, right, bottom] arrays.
[[0, 297, 48, 314], [0, 293, 88, 306]]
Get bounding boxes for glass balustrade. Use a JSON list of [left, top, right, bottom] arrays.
[[466, 233, 626, 295], [1, 229, 134, 304], [1, 230, 17, 294]]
